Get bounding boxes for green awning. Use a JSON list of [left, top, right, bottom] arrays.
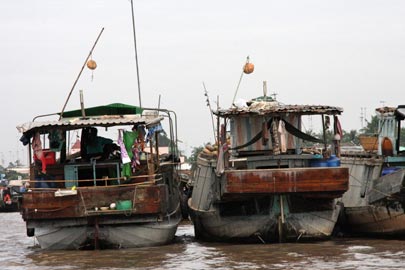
[[60, 103, 143, 118]]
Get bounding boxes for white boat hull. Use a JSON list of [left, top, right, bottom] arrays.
[[34, 216, 181, 250]]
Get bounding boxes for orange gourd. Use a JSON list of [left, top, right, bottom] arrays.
[[87, 59, 97, 70], [243, 62, 254, 74]]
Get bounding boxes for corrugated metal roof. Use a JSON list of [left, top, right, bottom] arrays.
[[16, 115, 163, 134], [375, 106, 396, 115], [215, 101, 343, 117]]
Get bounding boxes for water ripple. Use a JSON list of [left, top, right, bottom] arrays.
[[3, 213, 405, 270]]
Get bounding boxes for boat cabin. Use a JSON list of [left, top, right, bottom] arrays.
[[17, 103, 178, 189], [373, 105, 405, 157], [214, 96, 344, 171]]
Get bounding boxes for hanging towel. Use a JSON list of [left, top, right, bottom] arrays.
[[32, 132, 43, 159], [131, 146, 140, 173], [123, 130, 138, 157], [271, 119, 281, 155], [278, 120, 287, 153], [216, 143, 226, 176], [121, 130, 138, 178], [32, 132, 46, 173], [146, 123, 163, 143], [118, 130, 131, 164]]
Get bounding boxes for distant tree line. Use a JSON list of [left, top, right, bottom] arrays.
[[0, 160, 29, 180]]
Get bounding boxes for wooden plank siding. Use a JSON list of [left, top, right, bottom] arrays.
[[222, 167, 349, 196], [22, 184, 166, 220]]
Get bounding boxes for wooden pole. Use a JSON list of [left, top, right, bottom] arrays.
[[203, 82, 217, 144], [130, 0, 142, 108], [59, 28, 104, 120]]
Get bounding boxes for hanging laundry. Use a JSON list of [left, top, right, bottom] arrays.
[[32, 132, 43, 159], [118, 130, 131, 164], [121, 130, 138, 178], [278, 120, 287, 153], [271, 119, 281, 155], [32, 132, 47, 173], [146, 123, 163, 143], [334, 116, 343, 138], [131, 146, 140, 173], [135, 125, 146, 151]]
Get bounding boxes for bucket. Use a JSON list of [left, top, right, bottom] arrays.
[[327, 155, 341, 167], [116, 200, 132, 210], [381, 167, 400, 176], [310, 159, 328, 167]]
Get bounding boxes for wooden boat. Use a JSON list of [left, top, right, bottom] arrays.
[[188, 93, 349, 243], [0, 179, 25, 212], [16, 103, 182, 249], [340, 105, 405, 236]]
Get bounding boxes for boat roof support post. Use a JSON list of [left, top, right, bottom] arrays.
[[155, 131, 160, 168], [28, 141, 32, 166], [397, 119, 401, 153], [322, 114, 327, 152], [148, 135, 155, 178]]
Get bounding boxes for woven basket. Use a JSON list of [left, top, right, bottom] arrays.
[[359, 135, 378, 151]]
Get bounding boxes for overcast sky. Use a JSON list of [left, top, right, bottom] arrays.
[[0, 0, 404, 165]]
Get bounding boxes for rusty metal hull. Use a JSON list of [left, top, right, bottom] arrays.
[[344, 205, 405, 236], [223, 167, 348, 195], [189, 155, 347, 242], [189, 197, 342, 243], [22, 185, 167, 220]]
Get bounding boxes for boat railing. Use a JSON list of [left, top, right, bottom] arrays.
[[26, 173, 164, 191]]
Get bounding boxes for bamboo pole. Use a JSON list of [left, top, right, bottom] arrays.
[[59, 27, 104, 120]]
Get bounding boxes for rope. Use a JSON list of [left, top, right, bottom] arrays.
[[28, 205, 70, 213], [79, 189, 88, 215], [165, 202, 180, 217], [229, 117, 322, 151]]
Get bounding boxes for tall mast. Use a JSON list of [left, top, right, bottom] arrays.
[[130, 0, 142, 108]]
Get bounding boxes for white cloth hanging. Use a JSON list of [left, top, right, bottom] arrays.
[[278, 120, 287, 153]]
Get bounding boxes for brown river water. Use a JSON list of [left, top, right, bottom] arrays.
[[2, 212, 405, 270]]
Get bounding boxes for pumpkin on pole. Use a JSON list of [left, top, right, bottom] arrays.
[[86, 59, 97, 70], [232, 56, 254, 106]]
